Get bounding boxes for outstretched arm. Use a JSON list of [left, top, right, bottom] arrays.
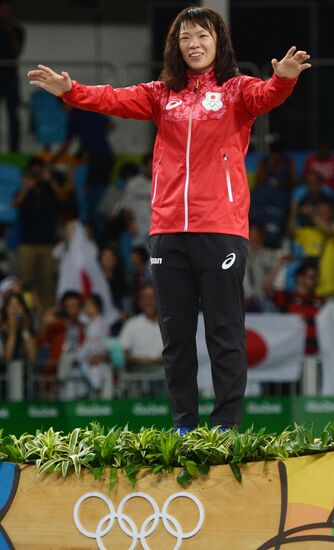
[[241, 46, 311, 117], [28, 64, 157, 121]]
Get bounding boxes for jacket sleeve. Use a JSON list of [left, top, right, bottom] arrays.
[[61, 80, 159, 121], [240, 73, 298, 117]]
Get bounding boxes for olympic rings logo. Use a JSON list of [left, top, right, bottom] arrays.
[[73, 491, 205, 549]]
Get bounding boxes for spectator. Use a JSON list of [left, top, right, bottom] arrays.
[[39, 290, 85, 398], [0, 0, 25, 151], [291, 169, 334, 208], [0, 227, 11, 280], [99, 162, 142, 252], [244, 222, 288, 312], [119, 284, 163, 370], [0, 292, 36, 363], [53, 105, 115, 231], [0, 275, 43, 332], [120, 153, 153, 246], [312, 199, 334, 297], [251, 140, 298, 248], [255, 139, 298, 190], [0, 275, 21, 307], [291, 197, 334, 259], [50, 166, 79, 224], [266, 259, 324, 355], [78, 294, 111, 398], [99, 245, 130, 333], [13, 157, 68, 308], [129, 246, 152, 313], [99, 162, 139, 217], [97, 161, 139, 247], [304, 141, 334, 189]]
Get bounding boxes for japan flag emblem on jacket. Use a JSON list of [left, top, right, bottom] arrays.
[[202, 92, 223, 111]]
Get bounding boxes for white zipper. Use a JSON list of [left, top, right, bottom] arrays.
[[184, 80, 200, 232], [184, 106, 194, 231], [152, 160, 160, 204], [223, 154, 234, 203]]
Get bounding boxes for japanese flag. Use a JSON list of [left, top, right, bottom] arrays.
[[197, 313, 305, 394], [55, 221, 119, 325], [245, 313, 305, 382]]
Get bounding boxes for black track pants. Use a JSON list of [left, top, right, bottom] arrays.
[[149, 233, 248, 428]]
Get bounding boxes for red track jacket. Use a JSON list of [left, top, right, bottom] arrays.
[[62, 69, 297, 239]]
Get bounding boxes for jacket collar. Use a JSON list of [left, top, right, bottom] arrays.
[[186, 67, 216, 90]]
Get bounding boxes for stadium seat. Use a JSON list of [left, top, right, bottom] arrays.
[[0, 164, 22, 224], [30, 90, 68, 147], [73, 165, 89, 224]]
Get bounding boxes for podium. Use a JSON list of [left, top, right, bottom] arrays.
[[1, 452, 334, 549]]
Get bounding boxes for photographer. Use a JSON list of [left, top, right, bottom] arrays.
[[13, 157, 67, 308], [39, 290, 85, 399], [0, 292, 36, 362]]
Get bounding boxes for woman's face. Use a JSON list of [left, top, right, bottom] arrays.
[[7, 297, 24, 318], [179, 22, 217, 74], [84, 298, 98, 318], [100, 249, 117, 271]]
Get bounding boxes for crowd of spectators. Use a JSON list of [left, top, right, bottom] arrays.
[[0, 136, 334, 401], [246, 139, 334, 359], [0, 151, 163, 401]]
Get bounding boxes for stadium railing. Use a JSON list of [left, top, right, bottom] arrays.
[[0, 352, 322, 402]]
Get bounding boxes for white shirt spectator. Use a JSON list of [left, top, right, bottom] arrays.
[[119, 313, 162, 359], [120, 174, 152, 242], [79, 314, 112, 398]]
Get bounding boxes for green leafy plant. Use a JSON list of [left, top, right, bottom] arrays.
[[0, 422, 333, 485]]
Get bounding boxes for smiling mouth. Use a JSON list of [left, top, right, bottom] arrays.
[[189, 53, 203, 59]]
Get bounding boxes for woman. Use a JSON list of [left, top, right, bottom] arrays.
[[99, 245, 130, 333], [0, 292, 36, 363], [78, 294, 111, 398], [28, 7, 311, 433], [0, 292, 37, 399]]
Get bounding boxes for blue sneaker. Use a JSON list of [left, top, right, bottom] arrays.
[[174, 426, 196, 436]]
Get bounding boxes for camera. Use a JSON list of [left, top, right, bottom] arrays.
[[54, 309, 70, 319], [15, 312, 24, 325]]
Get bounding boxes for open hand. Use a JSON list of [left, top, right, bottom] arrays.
[[27, 64, 72, 96], [272, 46, 311, 78]]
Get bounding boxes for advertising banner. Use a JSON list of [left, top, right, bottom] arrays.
[[0, 397, 295, 435]]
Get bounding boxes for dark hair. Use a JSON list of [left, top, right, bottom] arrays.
[[87, 293, 103, 313], [118, 162, 139, 181], [160, 6, 239, 92], [1, 292, 31, 325], [24, 156, 46, 173], [295, 258, 319, 279], [100, 244, 125, 271], [60, 290, 83, 306], [131, 246, 149, 264]]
